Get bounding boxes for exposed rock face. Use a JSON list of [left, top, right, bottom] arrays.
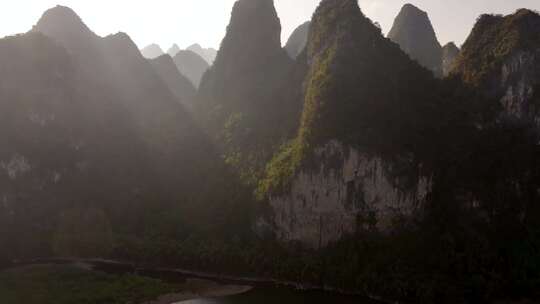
[[442, 42, 459, 76], [270, 141, 431, 247], [149, 54, 197, 110], [167, 43, 181, 57], [284, 21, 310, 59], [388, 3, 443, 77], [261, 0, 440, 246], [452, 9, 540, 125], [173, 50, 210, 87], [197, 0, 303, 183], [187, 43, 218, 65], [140, 43, 164, 59]]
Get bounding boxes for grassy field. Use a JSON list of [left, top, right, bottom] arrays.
[[0, 264, 181, 304]]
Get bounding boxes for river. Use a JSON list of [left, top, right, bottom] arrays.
[[178, 287, 379, 304]]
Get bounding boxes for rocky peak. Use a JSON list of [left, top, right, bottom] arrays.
[[285, 21, 310, 59], [388, 3, 443, 76], [167, 44, 181, 57], [216, 0, 282, 70], [33, 5, 94, 36], [32, 5, 98, 53], [259, 0, 440, 246], [140, 43, 164, 59], [442, 42, 460, 76], [186, 43, 217, 65], [452, 9, 540, 122], [173, 50, 209, 87]]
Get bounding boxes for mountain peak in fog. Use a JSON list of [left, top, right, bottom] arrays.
[[141, 43, 165, 59]]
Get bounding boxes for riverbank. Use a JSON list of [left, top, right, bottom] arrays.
[[17, 258, 380, 298], [144, 279, 252, 304], [0, 263, 252, 304]]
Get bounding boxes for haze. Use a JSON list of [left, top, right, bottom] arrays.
[[0, 0, 538, 49]]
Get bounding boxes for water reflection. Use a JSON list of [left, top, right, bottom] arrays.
[[178, 287, 379, 304]]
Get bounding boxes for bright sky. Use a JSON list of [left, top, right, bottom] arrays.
[[0, 0, 538, 50]]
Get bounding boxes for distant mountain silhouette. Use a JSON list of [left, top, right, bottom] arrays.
[[388, 3, 443, 77], [173, 49, 210, 87], [284, 21, 310, 59], [149, 54, 197, 110], [442, 42, 459, 76], [187, 43, 217, 65], [140, 43, 164, 59], [167, 43, 181, 57]]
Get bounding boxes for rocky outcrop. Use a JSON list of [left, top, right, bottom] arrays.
[[388, 4, 443, 77], [442, 42, 459, 76], [269, 141, 430, 247], [260, 0, 439, 246], [452, 9, 540, 125], [173, 50, 209, 87], [149, 54, 197, 110], [187, 43, 217, 65], [141, 43, 164, 59], [284, 21, 310, 59]]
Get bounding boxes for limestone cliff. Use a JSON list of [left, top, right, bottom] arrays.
[[452, 9, 540, 125], [260, 0, 440, 247], [269, 141, 431, 247]]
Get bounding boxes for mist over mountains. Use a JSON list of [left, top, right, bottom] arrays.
[[1, 1, 540, 303]]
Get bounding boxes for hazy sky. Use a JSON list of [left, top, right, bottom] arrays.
[[0, 0, 538, 51]]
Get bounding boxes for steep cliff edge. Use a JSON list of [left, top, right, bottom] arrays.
[[259, 0, 443, 247], [388, 4, 443, 77], [452, 9, 540, 124]]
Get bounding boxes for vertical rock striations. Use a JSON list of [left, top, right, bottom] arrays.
[[259, 0, 442, 247], [452, 9, 540, 125]]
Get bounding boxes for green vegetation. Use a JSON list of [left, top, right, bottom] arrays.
[[0, 265, 180, 304], [2, 2, 540, 304], [453, 9, 540, 87]]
